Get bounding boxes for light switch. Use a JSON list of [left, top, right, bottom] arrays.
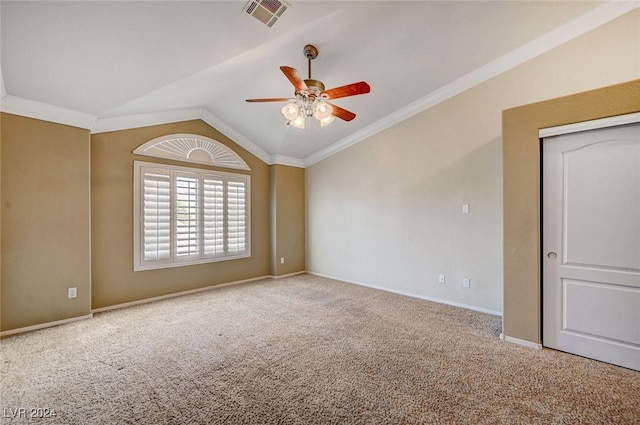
[[462, 204, 470, 214]]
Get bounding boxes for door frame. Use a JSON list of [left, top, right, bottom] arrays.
[[502, 79, 640, 347]]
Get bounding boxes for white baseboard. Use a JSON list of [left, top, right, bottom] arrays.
[[271, 270, 307, 280], [8, 270, 503, 338], [0, 314, 93, 337], [3, 274, 294, 336], [504, 335, 543, 350], [93, 272, 308, 313], [307, 271, 503, 317], [92, 275, 271, 313]]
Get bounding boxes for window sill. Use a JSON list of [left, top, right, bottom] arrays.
[[134, 252, 251, 272]]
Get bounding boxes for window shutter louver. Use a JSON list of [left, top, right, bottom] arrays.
[[142, 171, 171, 262], [175, 174, 200, 258], [227, 179, 247, 253], [204, 176, 225, 256]]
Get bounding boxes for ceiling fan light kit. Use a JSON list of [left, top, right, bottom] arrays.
[[246, 44, 370, 129]]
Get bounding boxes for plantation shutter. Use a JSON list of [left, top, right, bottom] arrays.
[[227, 178, 247, 253], [134, 161, 250, 271], [204, 176, 225, 256], [175, 173, 200, 259], [142, 170, 171, 262]]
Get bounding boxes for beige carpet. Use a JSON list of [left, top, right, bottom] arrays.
[[1, 274, 638, 424]]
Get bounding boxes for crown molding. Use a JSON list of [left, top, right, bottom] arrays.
[[304, 1, 640, 167], [268, 154, 305, 168], [199, 108, 272, 165], [95, 108, 280, 166], [95, 108, 295, 167], [0, 96, 284, 166], [91, 108, 201, 134], [0, 95, 96, 129]]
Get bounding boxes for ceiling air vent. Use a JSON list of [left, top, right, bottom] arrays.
[[243, 0, 290, 28]]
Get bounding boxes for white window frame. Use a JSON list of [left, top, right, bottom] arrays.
[[133, 161, 251, 271]]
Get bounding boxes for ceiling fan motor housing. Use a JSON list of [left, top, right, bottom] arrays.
[[304, 79, 325, 94]]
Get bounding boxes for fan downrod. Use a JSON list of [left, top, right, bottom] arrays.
[[303, 44, 319, 80]]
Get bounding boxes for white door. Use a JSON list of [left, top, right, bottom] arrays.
[[542, 122, 640, 371]]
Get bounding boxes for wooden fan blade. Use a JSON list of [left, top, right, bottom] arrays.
[[328, 102, 356, 122], [280, 66, 309, 93], [245, 98, 290, 103], [322, 81, 370, 100]]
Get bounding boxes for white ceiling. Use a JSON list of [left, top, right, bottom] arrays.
[[1, 1, 635, 166]]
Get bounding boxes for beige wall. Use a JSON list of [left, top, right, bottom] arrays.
[[306, 9, 640, 314], [1, 113, 91, 331], [1, 115, 307, 331], [91, 120, 272, 309], [503, 80, 640, 344], [270, 165, 305, 276]]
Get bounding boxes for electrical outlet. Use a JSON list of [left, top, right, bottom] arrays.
[[438, 274, 446, 284], [462, 278, 471, 288], [68, 287, 77, 299], [280, 257, 285, 264]]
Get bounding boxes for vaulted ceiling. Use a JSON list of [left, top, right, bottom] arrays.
[[1, 1, 635, 166]]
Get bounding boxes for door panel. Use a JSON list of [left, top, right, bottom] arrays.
[[543, 123, 640, 371], [563, 141, 640, 270], [563, 279, 639, 345]]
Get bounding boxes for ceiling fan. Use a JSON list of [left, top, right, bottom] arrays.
[[246, 44, 370, 129]]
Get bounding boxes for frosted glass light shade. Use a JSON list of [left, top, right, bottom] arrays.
[[281, 103, 299, 121], [290, 115, 305, 129], [320, 115, 335, 127], [315, 102, 333, 119]]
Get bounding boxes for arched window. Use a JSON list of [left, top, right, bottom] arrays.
[[133, 135, 250, 271], [133, 133, 250, 171]]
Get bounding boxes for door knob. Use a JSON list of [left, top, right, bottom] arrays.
[[547, 252, 557, 259]]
